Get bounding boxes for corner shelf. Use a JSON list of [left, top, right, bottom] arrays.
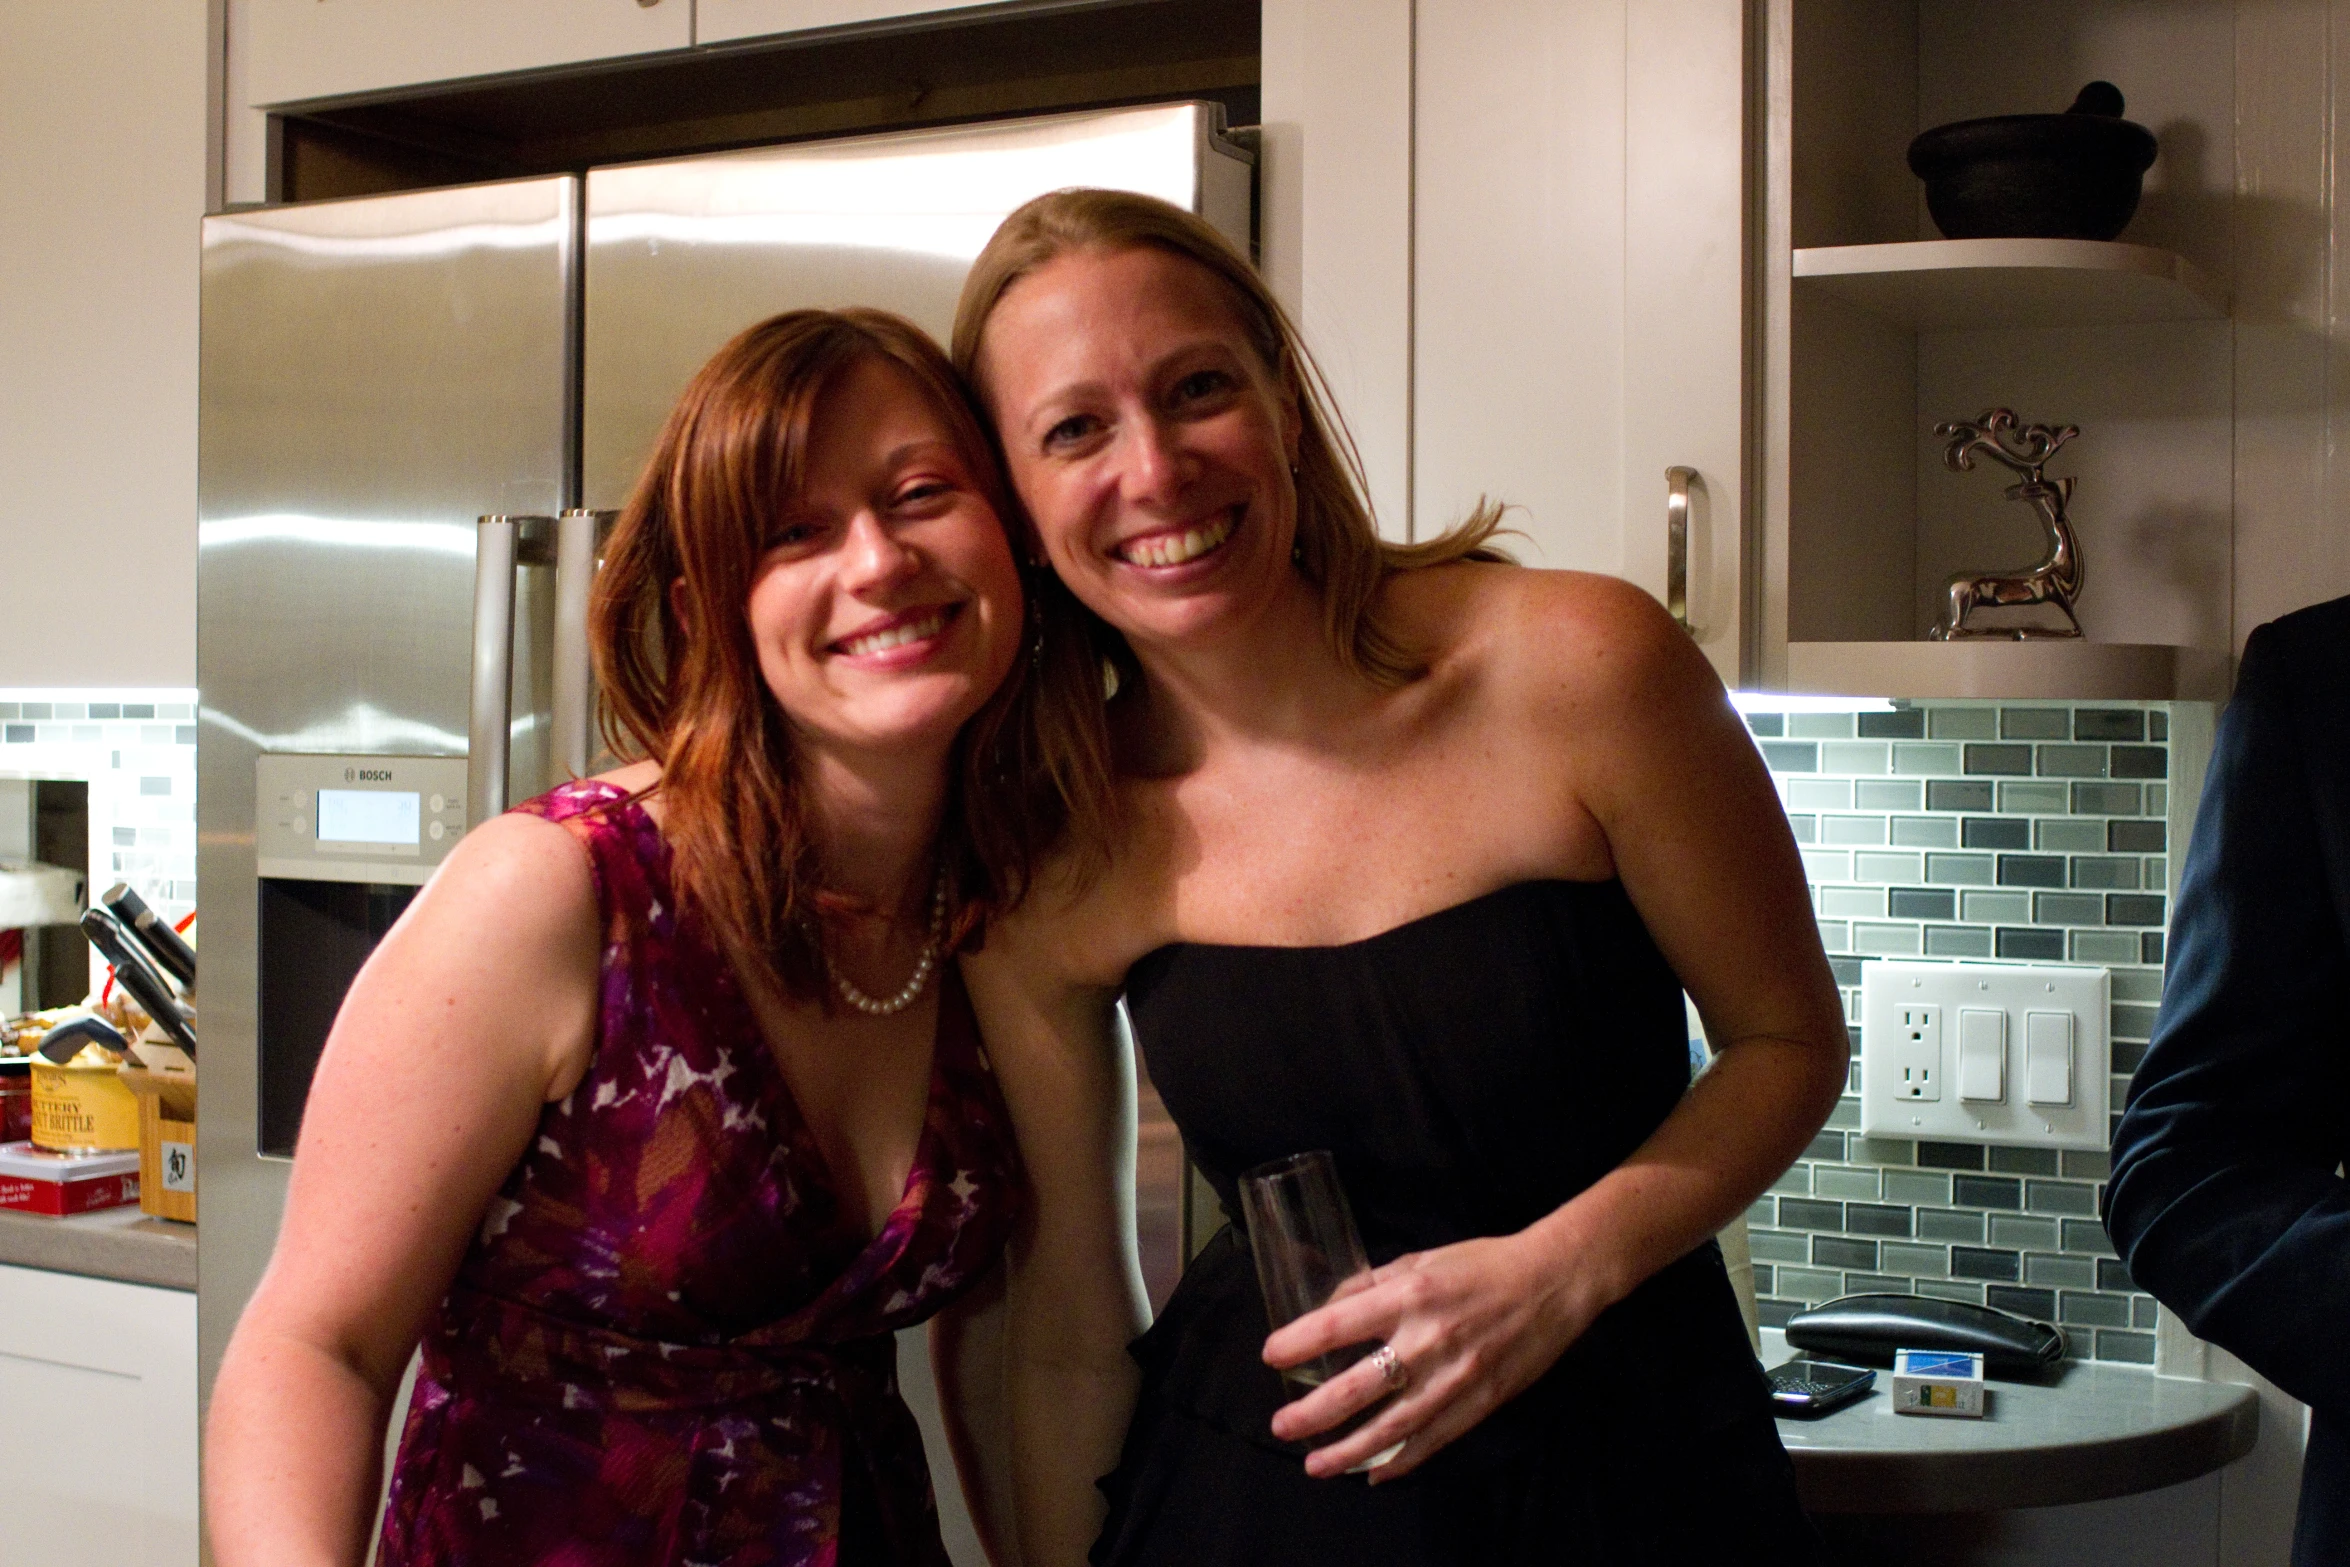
[[1787, 640, 2229, 702], [1793, 239, 2228, 330]]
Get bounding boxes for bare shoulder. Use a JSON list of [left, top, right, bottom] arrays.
[[435, 808, 592, 900], [322, 805, 605, 1109], [1387, 564, 1705, 721], [971, 757, 1200, 1012], [394, 807, 600, 970], [975, 827, 1169, 997], [417, 758, 653, 929]]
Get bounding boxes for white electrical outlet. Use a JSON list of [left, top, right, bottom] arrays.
[[1887, 1003, 1942, 1101], [1860, 961, 2111, 1149]]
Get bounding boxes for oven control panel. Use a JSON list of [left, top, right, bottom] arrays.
[[256, 753, 472, 886]]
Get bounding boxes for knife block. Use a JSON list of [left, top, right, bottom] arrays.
[[120, 1061, 195, 1223]]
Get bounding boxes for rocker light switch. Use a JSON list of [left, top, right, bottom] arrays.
[[1957, 1008, 2006, 1102], [2025, 1011, 2075, 1106], [1860, 962, 2110, 1149]]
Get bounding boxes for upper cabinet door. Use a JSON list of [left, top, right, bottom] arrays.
[[1624, 0, 1749, 687], [1414, 0, 1749, 687], [238, 0, 691, 107]]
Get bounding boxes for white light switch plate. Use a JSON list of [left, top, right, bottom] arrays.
[[1860, 961, 2111, 1149]]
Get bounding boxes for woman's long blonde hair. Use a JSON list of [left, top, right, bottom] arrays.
[[950, 187, 1511, 693]]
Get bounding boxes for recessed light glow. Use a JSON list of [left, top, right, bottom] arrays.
[[1729, 692, 1900, 715]]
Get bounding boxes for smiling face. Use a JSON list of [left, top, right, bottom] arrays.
[[972, 244, 1303, 654], [744, 354, 1023, 761]]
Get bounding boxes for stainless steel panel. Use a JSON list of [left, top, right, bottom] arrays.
[[582, 103, 1256, 511], [254, 753, 471, 886], [197, 176, 577, 1402]]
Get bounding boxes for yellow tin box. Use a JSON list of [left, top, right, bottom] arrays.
[[29, 1055, 141, 1153]]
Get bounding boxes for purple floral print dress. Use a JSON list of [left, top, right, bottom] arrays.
[[377, 778, 1022, 1567]]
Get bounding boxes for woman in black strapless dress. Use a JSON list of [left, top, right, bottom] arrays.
[[1099, 886, 1817, 1564], [949, 191, 1850, 1566]]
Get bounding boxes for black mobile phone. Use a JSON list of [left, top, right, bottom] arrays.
[[1766, 1357, 1876, 1418]]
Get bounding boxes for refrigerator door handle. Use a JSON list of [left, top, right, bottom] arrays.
[[471, 514, 557, 824], [552, 509, 620, 783]]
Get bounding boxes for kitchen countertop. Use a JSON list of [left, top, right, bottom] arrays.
[[1762, 1328, 2259, 1513], [0, 1203, 194, 1291], [0, 1222, 2271, 1510]]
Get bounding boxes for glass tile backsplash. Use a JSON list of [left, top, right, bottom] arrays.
[[0, 688, 2182, 1361], [1741, 700, 2176, 1365], [0, 690, 199, 993]]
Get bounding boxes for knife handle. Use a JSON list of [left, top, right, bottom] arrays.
[[100, 881, 196, 988], [35, 1014, 127, 1064], [79, 908, 197, 1057]]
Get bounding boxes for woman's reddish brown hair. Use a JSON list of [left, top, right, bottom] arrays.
[[591, 308, 1115, 1003]]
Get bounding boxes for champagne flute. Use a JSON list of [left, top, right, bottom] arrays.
[[1237, 1150, 1404, 1472]]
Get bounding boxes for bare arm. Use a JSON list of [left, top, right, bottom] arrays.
[[1543, 576, 1848, 1314], [931, 1265, 1019, 1565], [204, 813, 600, 1567], [1267, 574, 1846, 1477], [959, 929, 1149, 1567]]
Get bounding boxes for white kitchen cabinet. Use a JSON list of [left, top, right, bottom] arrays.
[[2230, 2, 2350, 644], [0, 0, 206, 688], [235, 0, 692, 109], [1260, 0, 1414, 543], [1420, 0, 1748, 687], [0, 1264, 198, 1567], [1267, 0, 1752, 688], [697, 0, 989, 45]]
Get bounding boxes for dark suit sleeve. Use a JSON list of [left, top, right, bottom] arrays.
[[2106, 617, 2350, 1420]]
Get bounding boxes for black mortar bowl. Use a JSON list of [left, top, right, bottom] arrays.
[[1908, 109, 2157, 242]]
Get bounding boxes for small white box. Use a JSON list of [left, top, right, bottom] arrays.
[[1892, 1348, 1986, 1418]]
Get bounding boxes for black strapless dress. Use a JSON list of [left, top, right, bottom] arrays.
[[1094, 881, 1816, 1566]]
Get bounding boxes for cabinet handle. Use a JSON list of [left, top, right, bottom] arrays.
[[470, 514, 556, 825], [552, 509, 619, 783], [1665, 466, 1696, 628]]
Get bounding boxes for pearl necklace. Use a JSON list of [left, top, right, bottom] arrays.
[[826, 864, 949, 1016]]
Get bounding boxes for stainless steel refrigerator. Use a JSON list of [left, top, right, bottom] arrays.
[[197, 102, 1251, 1558]]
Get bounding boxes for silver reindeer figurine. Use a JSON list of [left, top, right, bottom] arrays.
[[1931, 409, 2084, 641]]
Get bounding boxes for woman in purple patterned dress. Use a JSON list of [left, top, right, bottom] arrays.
[[205, 309, 1120, 1566]]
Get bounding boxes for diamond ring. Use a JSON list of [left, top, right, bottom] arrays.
[[1369, 1342, 1408, 1391]]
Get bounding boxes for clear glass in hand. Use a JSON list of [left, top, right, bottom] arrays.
[[1237, 1150, 1404, 1472]]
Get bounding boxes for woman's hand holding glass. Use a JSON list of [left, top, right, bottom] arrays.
[[1238, 1153, 1407, 1474], [1259, 1213, 1608, 1482]]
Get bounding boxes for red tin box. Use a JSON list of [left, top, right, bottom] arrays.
[[0, 1140, 140, 1216]]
